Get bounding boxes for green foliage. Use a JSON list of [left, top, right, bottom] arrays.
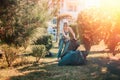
[[0, 0, 36, 46], [77, 7, 120, 52], [33, 35, 53, 51], [0, 0, 59, 47], [1, 44, 17, 67], [31, 45, 46, 63]]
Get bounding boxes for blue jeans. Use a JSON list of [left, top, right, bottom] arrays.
[[57, 38, 70, 59]]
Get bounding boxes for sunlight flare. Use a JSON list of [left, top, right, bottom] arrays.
[[85, 0, 100, 8]]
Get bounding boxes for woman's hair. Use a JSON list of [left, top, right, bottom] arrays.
[[63, 22, 68, 26]]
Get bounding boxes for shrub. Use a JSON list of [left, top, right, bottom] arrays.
[[77, 8, 120, 52], [31, 45, 46, 63], [1, 44, 17, 67], [33, 35, 53, 52]]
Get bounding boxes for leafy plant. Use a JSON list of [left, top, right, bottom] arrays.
[[77, 7, 120, 54], [33, 35, 53, 52], [31, 45, 46, 63], [0, 0, 59, 47], [1, 44, 17, 67]]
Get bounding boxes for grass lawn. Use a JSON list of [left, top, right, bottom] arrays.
[[0, 43, 120, 80]]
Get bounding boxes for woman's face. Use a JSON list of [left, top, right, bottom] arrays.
[[64, 23, 67, 27]]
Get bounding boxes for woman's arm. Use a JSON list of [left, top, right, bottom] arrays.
[[69, 27, 76, 40], [62, 30, 67, 38], [62, 29, 70, 39]]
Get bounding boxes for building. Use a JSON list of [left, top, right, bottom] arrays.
[[59, 0, 80, 19], [58, 0, 80, 36], [47, 17, 57, 41]]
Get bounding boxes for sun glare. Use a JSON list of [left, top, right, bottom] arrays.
[[81, 0, 120, 22], [101, 0, 120, 8], [85, 0, 100, 8], [83, 0, 120, 10]]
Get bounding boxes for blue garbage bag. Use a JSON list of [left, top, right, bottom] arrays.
[[58, 50, 87, 66]]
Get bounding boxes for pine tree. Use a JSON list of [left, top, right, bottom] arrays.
[[0, 0, 59, 47]]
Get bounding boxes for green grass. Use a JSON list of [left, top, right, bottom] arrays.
[[0, 43, 120, 80]]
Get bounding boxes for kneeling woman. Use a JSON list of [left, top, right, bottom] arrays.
[[57, 22, 76, 60]]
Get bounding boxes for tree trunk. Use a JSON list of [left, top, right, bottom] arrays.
[[56, 19, 60, 42]]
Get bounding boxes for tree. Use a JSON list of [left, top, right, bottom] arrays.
[[0, 0, 59, 66], [0, 0, 59, 47], [77, 7, 120, 55]]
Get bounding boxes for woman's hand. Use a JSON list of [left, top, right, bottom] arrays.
[[73, 37, 77, 40]]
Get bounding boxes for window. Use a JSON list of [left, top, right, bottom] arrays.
[[52, 18, 57, 24], [67, 1, 77, 12]]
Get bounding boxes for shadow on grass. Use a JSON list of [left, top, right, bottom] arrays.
[[87, 57, 120, 80], [8, 51, 120, 80], [9, 62, 74, 80], [90, 50, 120, 54]]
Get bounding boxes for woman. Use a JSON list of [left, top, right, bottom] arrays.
[[57, 22, 76, 60]]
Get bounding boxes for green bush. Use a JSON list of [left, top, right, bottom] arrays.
[[31, 45, 46, 63], [77, 8, 120, 53], [1, 44, 17, 67], [33, 35, 53, 51]]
